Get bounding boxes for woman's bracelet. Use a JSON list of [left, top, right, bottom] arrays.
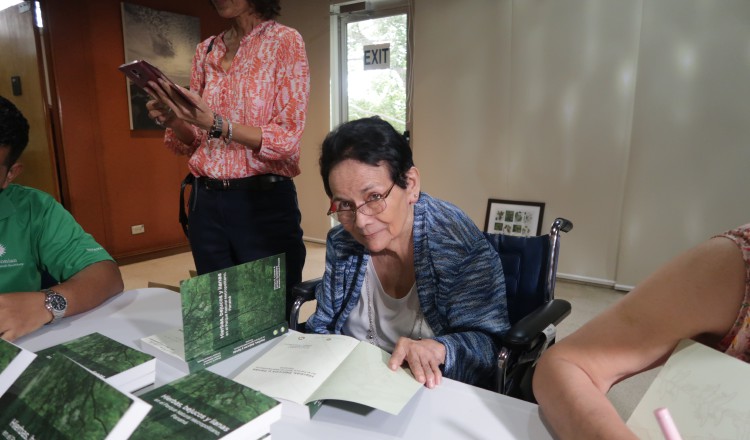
[[224, 119, 233, 144]]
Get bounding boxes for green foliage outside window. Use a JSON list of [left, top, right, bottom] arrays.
[[347, 14, 408, 133]]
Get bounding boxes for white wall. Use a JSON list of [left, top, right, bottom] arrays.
[[284, 0, 750, 288], [413, 0, 643, 286], [616, 0, 750, 287]]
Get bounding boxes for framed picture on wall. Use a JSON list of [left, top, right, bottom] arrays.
[[120, 3, 200, 130], [484, 199, 545, 237]]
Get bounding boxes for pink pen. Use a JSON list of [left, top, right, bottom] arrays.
[[654, 407, 683, 440]]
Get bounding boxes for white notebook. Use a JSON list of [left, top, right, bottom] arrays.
[[626, 339, 750, 439]]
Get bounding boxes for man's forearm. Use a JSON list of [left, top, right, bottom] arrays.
[[54, 260, 124, 316]]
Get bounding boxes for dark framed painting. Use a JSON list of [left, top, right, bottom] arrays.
[[121, 2, 200, 130], [484, 199, 545, 237]]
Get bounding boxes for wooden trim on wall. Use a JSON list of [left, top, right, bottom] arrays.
[[116, 243, 192, 266]]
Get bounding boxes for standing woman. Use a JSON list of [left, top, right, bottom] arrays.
[[146, 0, 309, 316]]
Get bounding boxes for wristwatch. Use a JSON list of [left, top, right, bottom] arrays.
[[42, 288, 68, 325]]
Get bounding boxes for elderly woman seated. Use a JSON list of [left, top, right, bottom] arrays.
[[306, 117, 510, 388]]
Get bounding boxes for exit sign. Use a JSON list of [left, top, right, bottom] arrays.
[[363, 43, 390, 71]]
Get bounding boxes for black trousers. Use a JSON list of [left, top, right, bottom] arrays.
[[187, 178, 306, 319]]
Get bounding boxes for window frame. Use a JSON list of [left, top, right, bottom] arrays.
[[330, 3, 412, 131]]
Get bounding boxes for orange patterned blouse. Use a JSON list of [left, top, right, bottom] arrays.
[[164, 20, 309, 179], [716, 224, 750, 362]]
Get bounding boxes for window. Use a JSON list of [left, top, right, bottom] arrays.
[[331, 1, 412, 135]]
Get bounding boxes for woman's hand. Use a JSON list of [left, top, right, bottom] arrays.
[[144, 79, 213, 131], [389, 337, 446, 389]]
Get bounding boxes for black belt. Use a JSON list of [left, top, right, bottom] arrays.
[[179, 174, 290, 238], [198, 174, 290, 191]]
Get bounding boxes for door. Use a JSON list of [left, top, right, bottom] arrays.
[[333, 4, 410, 135]]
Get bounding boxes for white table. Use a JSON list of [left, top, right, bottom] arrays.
[[15, 288, 554, 439]]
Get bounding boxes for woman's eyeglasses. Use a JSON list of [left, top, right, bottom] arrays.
[[327, 182, 397, 224]]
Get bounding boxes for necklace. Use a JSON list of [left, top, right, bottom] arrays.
[[364, 274, 424, 347]]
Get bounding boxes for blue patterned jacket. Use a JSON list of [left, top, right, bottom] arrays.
[[306, 193, 510, 386]]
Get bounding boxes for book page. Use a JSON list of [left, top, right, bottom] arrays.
[[141, 328, 186, 359], [233, 334, 359, 404], [309, 340, 422, 415], [626, 339, 750, 439]]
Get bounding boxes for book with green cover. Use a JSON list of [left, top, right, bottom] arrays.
[[0, 354, 151, 440], [35, 332, 155, 393], [234, 333, 422, 415], [0, 339, 36, 397], [140, 254, 288, 373], [130, 369, 281, 440]]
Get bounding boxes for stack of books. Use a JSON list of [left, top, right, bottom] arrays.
[[0, 255, 292, 439], [35, 332, 156, 393], [0, 349, 151, 439], [131, 369, 281, 439]]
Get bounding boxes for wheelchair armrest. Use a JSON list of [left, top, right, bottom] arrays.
[[501, 299, 571, 349], [291, 277, 321, 302], [289, 277, 322, 331]]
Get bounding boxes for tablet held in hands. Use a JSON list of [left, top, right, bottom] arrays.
[[118, 59, 196, 107]]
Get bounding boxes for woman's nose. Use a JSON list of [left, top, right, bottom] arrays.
[[354, 210, 372, 229]]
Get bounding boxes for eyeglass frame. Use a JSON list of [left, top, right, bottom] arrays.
[[326, 181, 398, 223]]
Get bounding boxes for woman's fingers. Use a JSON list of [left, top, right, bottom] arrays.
[[390, 338, 445, 389]]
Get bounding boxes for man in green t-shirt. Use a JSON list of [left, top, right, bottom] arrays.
[[0, 96, 124, 341]]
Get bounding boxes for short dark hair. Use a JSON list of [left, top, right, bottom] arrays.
[[0, 95, 29, 168], [320, 117, 414, 198], [250, 0, 281, 20]]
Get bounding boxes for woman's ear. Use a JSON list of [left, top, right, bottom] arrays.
[[404, 166, 420, 203]]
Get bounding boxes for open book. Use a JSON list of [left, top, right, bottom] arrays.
[[626, 339, 750, 438], [140, 255, 288, 373], [0, 354, 151, 439], [130, 369, 280, 440], [0, 339, 36, 397], [35, 332, 155, 393], [233, 333, 422, 415]]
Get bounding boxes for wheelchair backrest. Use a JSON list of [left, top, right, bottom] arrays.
[[483, 232, 551, 325]]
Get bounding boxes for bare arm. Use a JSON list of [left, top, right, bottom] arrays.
[[533, 237, 746, 439], [0, 260, 123, 341]]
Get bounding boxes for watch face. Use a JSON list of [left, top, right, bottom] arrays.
[[48, 294, 67, 311]]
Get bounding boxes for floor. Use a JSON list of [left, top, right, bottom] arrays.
[[118, 241, 655, 419]]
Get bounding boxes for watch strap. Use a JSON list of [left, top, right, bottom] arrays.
[[42, 288, 67, 325]]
